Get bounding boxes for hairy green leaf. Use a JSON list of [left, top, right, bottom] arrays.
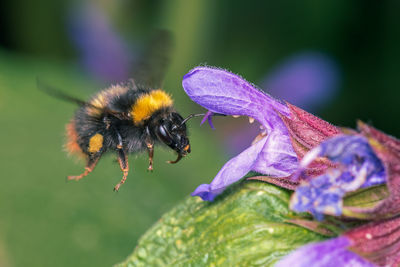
[[117, 181, 326, 266]]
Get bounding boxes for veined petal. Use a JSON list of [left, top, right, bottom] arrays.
[[275, 237, 376, 267], [252, 129, 299, 177], [183, 66, 298, 201]]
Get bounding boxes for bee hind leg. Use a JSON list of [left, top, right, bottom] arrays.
[[146, 139, 154, 172], [114, 149, 129, 192], [68, 153, 101, 181]]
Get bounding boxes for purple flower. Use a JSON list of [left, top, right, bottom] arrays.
[[291, 135, 386, 219], [67, 2, 132, 83], [275, 237, 376, 267], [183, 66, 400, 266], [182, 66, 388, 218], [182, 66, 298, 201], [262, 52, 340, 112]]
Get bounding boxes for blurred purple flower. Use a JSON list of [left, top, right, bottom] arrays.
[[67, 2, 132, 83], [262, 52, 340, 111], [291, 135, 386, 220], [182, 66, 298, 201], [276, 237, 376, 267]]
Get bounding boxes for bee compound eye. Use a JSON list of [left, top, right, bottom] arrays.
[[157, 125, 173, 145]]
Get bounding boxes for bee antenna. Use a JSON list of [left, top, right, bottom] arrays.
[[181, 113, 226, 125], [181, 113, 206, 125]]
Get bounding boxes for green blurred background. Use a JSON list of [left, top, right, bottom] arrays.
[[0, 1, 399, 266]]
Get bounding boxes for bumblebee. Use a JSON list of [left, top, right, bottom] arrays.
[[39, 30, 199, 191], [37, 30, 211, 191], [40, 80, 192, 191]]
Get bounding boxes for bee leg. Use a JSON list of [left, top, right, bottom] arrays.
[[68, 153, 101, 181], [146, 140, 154, 172], [114, 149, 129, 192]]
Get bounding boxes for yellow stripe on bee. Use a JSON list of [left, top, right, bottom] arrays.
[[131, 90, 173, 124], [88, 133, 104, 153], [87, 85, 128, 116]]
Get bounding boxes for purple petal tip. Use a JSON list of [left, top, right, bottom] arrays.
[[191, 184, 217, 201]]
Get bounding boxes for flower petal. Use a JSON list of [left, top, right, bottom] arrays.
[[191, 136, 269, 201], [183, 67, 299, 200], [275, 237, 376, 267], [251, 129, 299, 177], [192, 130, 300, 201], [182, 66, 289, 129]]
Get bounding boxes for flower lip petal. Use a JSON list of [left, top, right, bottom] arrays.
[[191, 131, 299, 202], [191, 136, 269, 201]]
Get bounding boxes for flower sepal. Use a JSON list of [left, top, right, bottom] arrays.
[[344, 215, 400, 266], [278, 103, 341, 180]]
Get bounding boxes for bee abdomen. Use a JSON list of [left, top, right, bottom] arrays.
[[64, 120, 85, 158]]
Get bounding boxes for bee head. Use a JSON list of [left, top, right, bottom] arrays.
[[151, 112, 191, 158]]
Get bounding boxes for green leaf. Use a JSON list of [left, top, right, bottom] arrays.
[[343, 185, 388, 208], [342, 185, 389, 219], [117, 181, 327, 266]]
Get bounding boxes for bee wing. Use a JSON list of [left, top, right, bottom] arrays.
[[37, 79, 130, 120], [131, 29, 174, 90]]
